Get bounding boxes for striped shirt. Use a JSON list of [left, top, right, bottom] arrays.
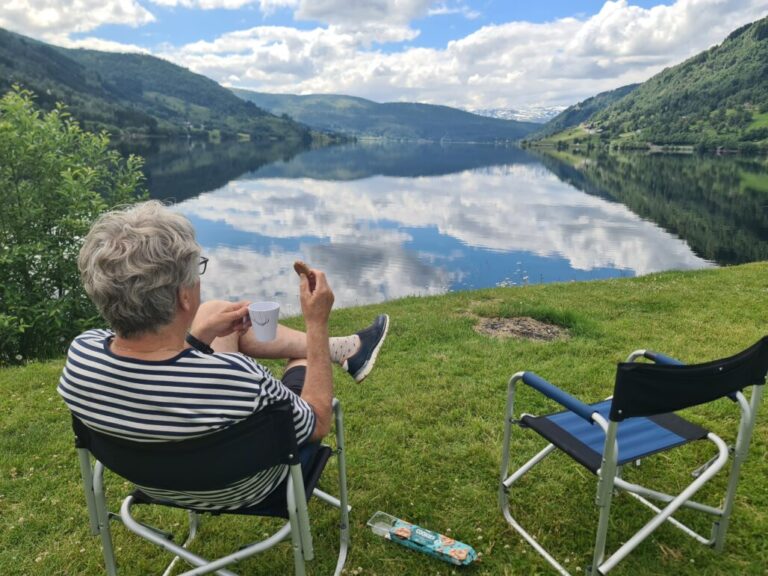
[[58, 329, 316, 510]]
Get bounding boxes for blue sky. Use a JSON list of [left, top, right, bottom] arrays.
[[1, 1, 765, 109]]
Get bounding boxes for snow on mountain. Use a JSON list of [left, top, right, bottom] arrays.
[[470, 106, 567, 124]]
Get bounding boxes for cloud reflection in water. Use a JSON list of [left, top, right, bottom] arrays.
[[176, 159, 711, 315]]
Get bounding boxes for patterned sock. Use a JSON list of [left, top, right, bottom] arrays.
[[329, 335, 360, 364]]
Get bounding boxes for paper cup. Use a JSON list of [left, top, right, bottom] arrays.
[[248, 302, 280, 341]]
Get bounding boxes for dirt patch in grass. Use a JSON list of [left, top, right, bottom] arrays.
[[474, 316, 569, 341]]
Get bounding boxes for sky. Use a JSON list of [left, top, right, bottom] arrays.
[[1, 1, 767, 110]]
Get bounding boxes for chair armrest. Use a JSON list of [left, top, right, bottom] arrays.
[[642, 351, 684, 365], [332, 398, 345, 444], [520, 372, 596, 423]]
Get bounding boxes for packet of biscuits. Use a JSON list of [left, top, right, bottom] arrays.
[[367, 511, 477, 566]]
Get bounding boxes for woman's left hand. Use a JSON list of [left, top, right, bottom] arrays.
[[190, 300, 251, 344]]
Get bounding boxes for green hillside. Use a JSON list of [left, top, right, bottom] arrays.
[[530, 84, 639, 139], [231, 89, 539, 142], [0, 27, 312, 142], [533, 15, 768, 151]]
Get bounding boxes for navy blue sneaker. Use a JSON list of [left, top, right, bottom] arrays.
[[343, 314, 390, 382]]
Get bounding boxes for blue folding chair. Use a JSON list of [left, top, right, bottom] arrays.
[[499, 337, 768, 575]]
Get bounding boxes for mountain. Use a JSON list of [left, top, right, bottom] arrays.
[[0, 26, 313, 142], [470, 106, 566, 124], [231, 90, 540, 142], [530, 84, 640, 139], [590, 16, 768, 149], [533, 15, 768, 150]]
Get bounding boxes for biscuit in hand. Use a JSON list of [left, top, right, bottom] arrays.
[[293, 260, 316, 291]]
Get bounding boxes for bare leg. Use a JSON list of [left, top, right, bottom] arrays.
[[238, 324, 308, 359], [211, 322, 332, 360], [192, 300, 308, 357], [201, 302, 388, 383], [285, 358, 307, 371], [236, 324, 360, 362]]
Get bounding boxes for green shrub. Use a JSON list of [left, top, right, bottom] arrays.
[[0, 87, 146, 363]]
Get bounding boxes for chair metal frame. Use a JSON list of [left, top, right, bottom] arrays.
[[499, 345, 766, 576], [76, 398, 350, 576]]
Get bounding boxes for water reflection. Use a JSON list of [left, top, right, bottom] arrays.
[[118, 138, 310, 202], [536, 151, 768, 265], [163, 142, 714, 315], [243, 141, 539, 180]]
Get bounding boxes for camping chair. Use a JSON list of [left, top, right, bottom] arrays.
[[499, 337, 768, 575], [74, 398, 350, 576]]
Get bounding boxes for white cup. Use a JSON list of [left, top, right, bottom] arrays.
[[248, 302, 280, 341]]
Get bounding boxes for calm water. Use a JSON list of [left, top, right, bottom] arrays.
[[133, 140, 768, 316]]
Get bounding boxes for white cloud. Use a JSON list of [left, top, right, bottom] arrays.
[[258, 0, 299, 14], [159, 24, 421, 89], [147, 0, 438, 19], [295, 0, 436, 25], [149, 0, 260, 8], [157, 0, 767, 108], [428, 2, 480, 19], [0, 0, 154, 44]]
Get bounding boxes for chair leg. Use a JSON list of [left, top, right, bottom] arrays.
[[712, 386, 763, 551], [77, 449, 100, 536], [286, 474, 308, 576], [93, 462, 118, 576], [590, 470, 616, 576], [589, 421, 619, 576], [120, 496, 241, 576], [499, 375, 571, 575], [333, 399, 350, 576], [162, 511, 200, 576]]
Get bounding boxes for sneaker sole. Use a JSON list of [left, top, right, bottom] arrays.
[[353, 314, 390, 383]]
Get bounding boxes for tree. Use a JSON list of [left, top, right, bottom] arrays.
[[0, 87, 147, 363]]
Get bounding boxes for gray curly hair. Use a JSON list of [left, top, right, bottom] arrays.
[[78, 200, 200, 338]]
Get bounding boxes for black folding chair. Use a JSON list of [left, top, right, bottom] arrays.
[[499, 337, 768, 575], [74, 398, 349, 576]]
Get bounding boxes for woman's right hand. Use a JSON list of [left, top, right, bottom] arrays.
[[299, 269, 334, 326], [191, 300, 251, 344]]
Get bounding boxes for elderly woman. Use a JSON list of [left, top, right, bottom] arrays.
[[58, 200, 389, 510]]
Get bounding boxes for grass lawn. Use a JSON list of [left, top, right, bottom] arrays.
[[2, 262, 768, 575], [749, 112, 768, 130]]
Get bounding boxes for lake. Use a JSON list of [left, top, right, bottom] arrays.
[[130, 140, 768, 316]]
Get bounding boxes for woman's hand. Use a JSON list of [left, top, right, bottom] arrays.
[[190, 300, 251, 344], [298, 268, 334, 440], [300, 269, 334, 327]]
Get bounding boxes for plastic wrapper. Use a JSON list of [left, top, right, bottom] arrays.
[[367, 511, 477, 566]]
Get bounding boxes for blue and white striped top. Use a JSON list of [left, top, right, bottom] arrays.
[[58, 329, 316, 510]]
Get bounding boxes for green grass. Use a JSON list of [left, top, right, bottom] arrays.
[[3, 263, 768, 575], [749, 112, 768, 130]]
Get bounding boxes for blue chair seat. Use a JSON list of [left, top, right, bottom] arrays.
[[521, 399, 709, 473]]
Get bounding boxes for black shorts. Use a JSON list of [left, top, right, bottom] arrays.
[[281, 364, 306, 396]]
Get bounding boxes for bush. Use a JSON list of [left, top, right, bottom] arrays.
[[0, 87, 146, 363]]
